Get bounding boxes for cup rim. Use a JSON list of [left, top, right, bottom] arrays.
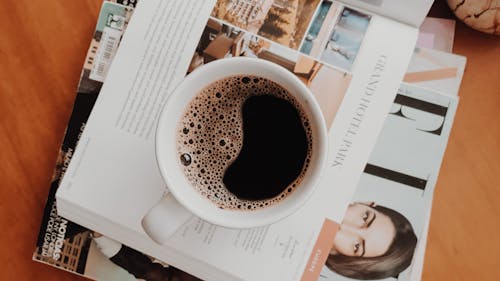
[[156, 57, 328, 228]]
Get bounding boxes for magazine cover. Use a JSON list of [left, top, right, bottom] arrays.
[[319, 83, 460, 281]]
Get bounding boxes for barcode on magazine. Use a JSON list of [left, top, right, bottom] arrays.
[[89, 27, 122, 82]]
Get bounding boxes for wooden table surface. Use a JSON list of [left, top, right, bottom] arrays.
[[0, 1, 498, 280]]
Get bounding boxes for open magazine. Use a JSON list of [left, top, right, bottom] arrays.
[[34, 1, 463, 280], [39, 0, 461, 280], [32, 5, 462, 281]]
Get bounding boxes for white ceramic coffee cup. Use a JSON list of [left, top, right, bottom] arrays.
[[142, 57, 328, 245]]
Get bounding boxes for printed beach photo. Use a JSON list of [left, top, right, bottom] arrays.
[[211, 0, 321, 50], [189, 18, 352, 128], [300, 2, 371, 71]]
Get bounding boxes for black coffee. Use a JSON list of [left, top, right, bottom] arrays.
[[223, 95, 308, 200], [176, 75, 312, 210]]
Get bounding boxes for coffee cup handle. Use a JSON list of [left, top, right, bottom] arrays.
[[141, 192, 193, 245]]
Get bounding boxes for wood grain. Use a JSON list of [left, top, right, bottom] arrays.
[[0, 1, 100, 280], [0, 0, 498, 280], [425, 1, 500, 281]]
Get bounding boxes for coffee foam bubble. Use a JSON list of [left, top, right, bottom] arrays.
[[176, 75, 312, 210]]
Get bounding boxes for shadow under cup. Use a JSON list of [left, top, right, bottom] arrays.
[[156, 57, 328, 228]]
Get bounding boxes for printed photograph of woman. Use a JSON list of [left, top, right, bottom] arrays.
[[326, 202, 417, 280]]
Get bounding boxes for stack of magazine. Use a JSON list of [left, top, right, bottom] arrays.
[[34, 1, 465, 280]]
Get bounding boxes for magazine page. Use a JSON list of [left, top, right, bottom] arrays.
[[55, 0, 419, 280], [310, 43, 465, 281], [319, 83, 459, 281], [407, 18, 458, 281], [336, 0, 434, 27], [322, 48, 465, 280], [408, 199, 432, 281], [418, 17, 456, 53], [32, 2, 198, 280], [403, 47, 466, 95], [318, 40, 465, 280], [33, 1, 200, 280], [32, 2, 142, 280], [31, 2, 175, 280]]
